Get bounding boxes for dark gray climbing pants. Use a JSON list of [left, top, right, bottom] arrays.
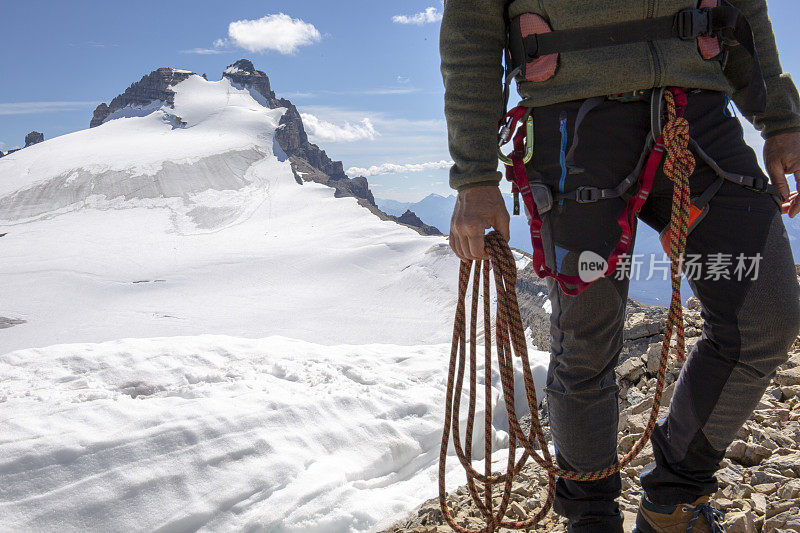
[[526, 90, 800, 528]]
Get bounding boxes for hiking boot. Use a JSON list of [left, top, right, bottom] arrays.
[[633, 495, 725, 532]]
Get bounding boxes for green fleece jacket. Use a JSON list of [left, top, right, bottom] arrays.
[[440, 0, 800, 191]]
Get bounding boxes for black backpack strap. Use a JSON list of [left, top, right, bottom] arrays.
[[508, 4, 767, 114], [501, 0, 516, 117], [718, 1, 767, 114]]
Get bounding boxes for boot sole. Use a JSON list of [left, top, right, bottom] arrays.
[[632, 511, 658, 533]]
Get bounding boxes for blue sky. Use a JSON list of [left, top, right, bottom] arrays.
[[1, 1, 799, 202]]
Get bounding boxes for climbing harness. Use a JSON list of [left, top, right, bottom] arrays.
[[499, 87, 685, 295], [498, 87, 781, 295], [439, 90, 701, 532]]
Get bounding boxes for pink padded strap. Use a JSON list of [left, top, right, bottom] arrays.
[[698, 0, 722, 59], [520, 14, 558, 82]]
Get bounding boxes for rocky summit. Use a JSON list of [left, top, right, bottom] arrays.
[[83, 59, 439, 236], [90, 67, 194, 128], [23, 131, 44, 148], [0, 130, 45, 158], [220, 59, 354, 191], [382, 266, 800, 533], [390, 210, 443, 236]]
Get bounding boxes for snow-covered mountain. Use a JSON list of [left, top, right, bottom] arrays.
[[0, 61, 545, 531], [0, 61, 461, 351]]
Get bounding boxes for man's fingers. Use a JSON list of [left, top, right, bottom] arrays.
[[790, 172, 800, 217], [449, 231, 466, 260], [495, 212, 511, 243], [465, 231, 487, 260], [789, 196, 800, 218], [449, 184, 510, 260], [767, 160, 790, 201]]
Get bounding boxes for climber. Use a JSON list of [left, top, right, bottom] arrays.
[[441, 1, 800, 532]]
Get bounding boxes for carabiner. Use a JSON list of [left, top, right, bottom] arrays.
[[498, 113, 534, 167]]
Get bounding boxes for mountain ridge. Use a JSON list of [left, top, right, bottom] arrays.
[[79, 59, 439, 235]]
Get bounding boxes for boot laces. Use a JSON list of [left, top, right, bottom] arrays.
[[685, 502, 725, 533]]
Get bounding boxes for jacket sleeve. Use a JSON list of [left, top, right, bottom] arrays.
[[727, 0, 800, 138], [440, 0, 508, 191]]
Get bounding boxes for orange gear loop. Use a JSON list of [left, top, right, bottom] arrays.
[[438, 89, 695, 532]]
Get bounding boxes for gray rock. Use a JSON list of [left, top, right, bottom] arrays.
[[222, 59, 274, 101], [761, 451, 800, 477], [624, 311, 664, 341], [646, 342, 664, 373], [764, 507, 800, 532], [723, 510, 756, 533], [775, 366, 800, 387], [627, 387, 645, 406], [618, 357, 645, 383], [0, 317, 26, 329], [90, 67, 194, 127], [24, 131, 44, 147], [388, 210, 442, 236]]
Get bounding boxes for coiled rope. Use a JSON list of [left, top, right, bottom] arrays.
[[438, 89, 696, 532]]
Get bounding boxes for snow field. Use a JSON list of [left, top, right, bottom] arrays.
[[0, 335, 549, 532]]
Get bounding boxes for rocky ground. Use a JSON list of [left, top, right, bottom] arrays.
[[0, 317, 25, 329], [381, 266, 800, 533]]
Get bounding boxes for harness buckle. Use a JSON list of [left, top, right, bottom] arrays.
[[676, 8, 712, 40], [608, 90, 650, 103], [575, 186, 602, 203], [523, 34, 540, 60], [743, 175, 769, 193]]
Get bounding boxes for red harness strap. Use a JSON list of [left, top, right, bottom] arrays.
[[502, 88, 688, 295]]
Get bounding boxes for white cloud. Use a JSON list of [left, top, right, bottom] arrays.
[[179, 48, 226, 55], [362, 87, 419, 95], [297, 105, 445, 131], [280, 87, 418, 99], [392, 7, 443, 25], [0, 101, 99, 115], [346, 160, 453, 177], [226, 14, 321, 54], [301, 113, 379, 143]]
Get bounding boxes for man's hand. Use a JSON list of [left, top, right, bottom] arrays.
[[449, 185, 510, 261], [764, 131, 800, 217]]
